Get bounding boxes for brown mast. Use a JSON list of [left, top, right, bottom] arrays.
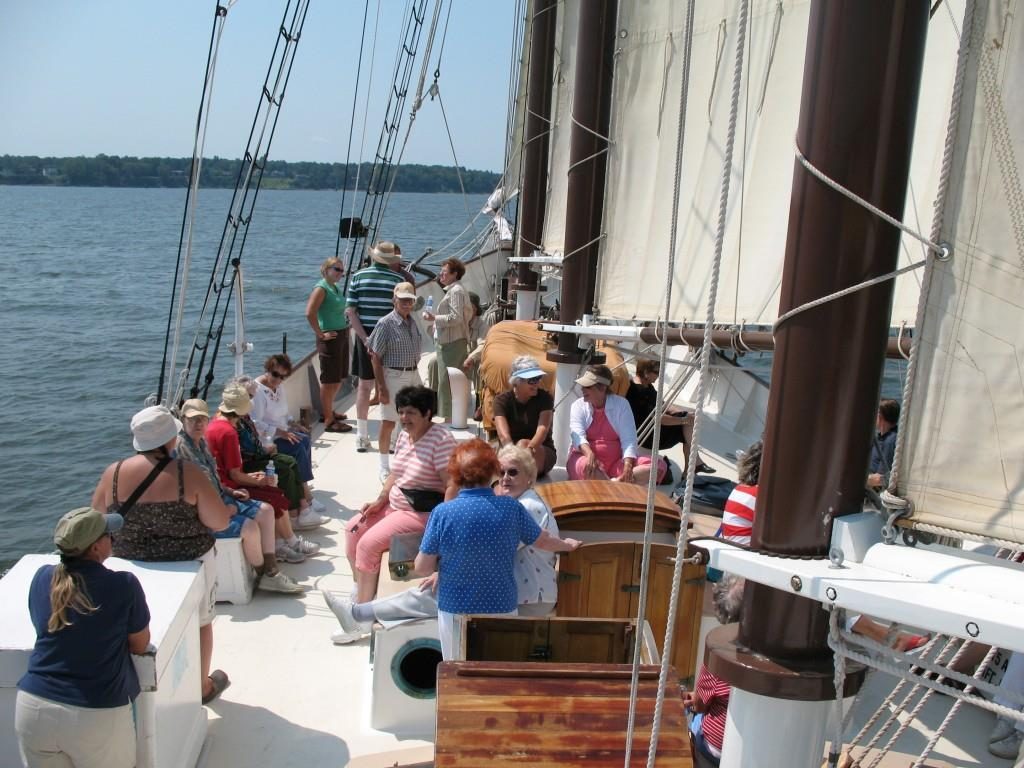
[[550, 0, 617, 362], [515, 0, 558, 299], [709, 0, 930, 696]]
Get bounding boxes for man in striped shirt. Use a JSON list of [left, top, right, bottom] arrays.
[[346, 242, 405, 452]]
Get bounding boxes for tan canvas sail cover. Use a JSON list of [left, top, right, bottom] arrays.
[[593, 0, 963, 327], [901, 0, 1024, 544]]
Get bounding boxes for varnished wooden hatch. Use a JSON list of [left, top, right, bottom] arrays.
[[435, 661, 693, 767]]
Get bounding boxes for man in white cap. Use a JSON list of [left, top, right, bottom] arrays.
[[367, 282, 423, 481], [346, 241, 405, 452]]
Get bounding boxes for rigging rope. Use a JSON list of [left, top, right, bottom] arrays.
[[158, 0, 234, 406], [335, 0, 373, 258], [179, 0, 311, 403]]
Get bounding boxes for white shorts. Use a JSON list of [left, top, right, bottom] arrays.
[[16, 690, 135, 768], [198, 547, 217, 626], [380, 368, 423, 422]]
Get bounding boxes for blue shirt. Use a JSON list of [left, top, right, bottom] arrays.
[[420, 487, 542, 614], [19, 560, 150, 708], [869, 427, 898, 480]]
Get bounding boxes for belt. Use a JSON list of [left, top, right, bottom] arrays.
[[387, 366, 418, 371]]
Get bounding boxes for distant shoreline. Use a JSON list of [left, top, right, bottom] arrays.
[[0, 154, 501, 194]]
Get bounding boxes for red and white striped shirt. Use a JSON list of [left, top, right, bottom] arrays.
[[695, 665, 731, 752], [720, 483, 757, 545], [387, 424, 456, 512]]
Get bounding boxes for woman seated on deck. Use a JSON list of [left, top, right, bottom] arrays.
[[91, 405, 232, 706], [232, 375, 315, 527], [204, 384, 320, 565], [567, 364, 668, 485], [413, 439, 581, 659], [16, 508, 149, 768], [626, 357, 715, 474], [344, 385, 458, 604], [251, 354, 329, 532], [491, 356, 557, 479], [685, 573, 745, 766], [176, 398, 302, 595], [323, 443, 565, 643]]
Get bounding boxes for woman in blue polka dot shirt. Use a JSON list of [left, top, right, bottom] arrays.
[[415, 439, 580, 658]]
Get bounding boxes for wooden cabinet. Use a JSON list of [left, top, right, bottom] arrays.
[[557, 541, 704, 683]]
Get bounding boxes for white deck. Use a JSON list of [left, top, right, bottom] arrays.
[[197, 385, 1008, 767]]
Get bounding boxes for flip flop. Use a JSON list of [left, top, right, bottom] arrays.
[[202, 669, 230, 705], [325, 421, 353, 433]]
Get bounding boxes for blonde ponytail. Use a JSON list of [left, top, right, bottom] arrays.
[[47, 562, 98, 633]]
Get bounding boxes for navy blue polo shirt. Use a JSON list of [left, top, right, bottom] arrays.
[[19, 560, 150, 708]]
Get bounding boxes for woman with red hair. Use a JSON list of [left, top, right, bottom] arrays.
[[414, 439, 580, 658]]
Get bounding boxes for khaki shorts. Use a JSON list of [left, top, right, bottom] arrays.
[[380, 368, 423, 422]]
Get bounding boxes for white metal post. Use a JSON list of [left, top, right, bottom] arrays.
[[552, 362, 577, 465], [719, 688, 829, 768]]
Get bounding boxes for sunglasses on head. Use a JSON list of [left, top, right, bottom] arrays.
[[268, 370, 289, 379], [500, 467, 520, 478]]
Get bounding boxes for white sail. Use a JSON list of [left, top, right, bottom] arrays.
[[538, 0, 579, 257], [901, 0, 1024, 545], [593, 0, 963, 327]]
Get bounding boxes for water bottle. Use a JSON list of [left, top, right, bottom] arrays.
[[264, 462, 277, 487], [422, 295, 434, 320]]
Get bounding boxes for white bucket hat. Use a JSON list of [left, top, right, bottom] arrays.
[[131, 406, 182, 452]]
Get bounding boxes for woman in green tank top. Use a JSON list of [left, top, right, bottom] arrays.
[[305, 257, 352, 433]]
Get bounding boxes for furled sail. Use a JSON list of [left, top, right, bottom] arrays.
[[900, 0, 1024, 545], [538, 0, 579, 256], [593, 0, 963, 327]]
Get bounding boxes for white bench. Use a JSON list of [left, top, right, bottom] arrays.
[[214, 537, 255, 605]]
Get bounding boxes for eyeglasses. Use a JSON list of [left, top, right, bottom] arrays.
[[268, 370, 289, 379], [330, 265, 344, 273], [500, 467, 520, 478]]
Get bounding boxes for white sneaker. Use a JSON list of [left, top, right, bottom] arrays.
[[356, 436, 372, 453], [991, 716, 1016, 744], [311, 498, 327, 513], [275, 542, 305, 564], [258, 570, 304, 594], [323, 590, 371, 643], [293, 508, 329, 531], [289, 535, 320, 556], [989, 730, 1023, 759]]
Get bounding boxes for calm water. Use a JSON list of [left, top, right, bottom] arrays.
[[0, 185, 907, 569], [0, 186, 487, 567]]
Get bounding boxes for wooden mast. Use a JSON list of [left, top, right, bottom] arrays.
[[708, 2, 931, 765], [514, 0, 557, 320]]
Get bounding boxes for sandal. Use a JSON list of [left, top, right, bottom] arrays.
[[202, 669, 230, 705], [320, 411, 348, 422], [325, 421, 353, 433]]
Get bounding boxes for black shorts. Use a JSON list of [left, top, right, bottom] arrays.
[[317, 330, 349, 384], [351, 336, 375, 381]]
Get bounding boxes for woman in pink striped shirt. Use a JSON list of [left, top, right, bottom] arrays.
[[345, 386, 457, 602]]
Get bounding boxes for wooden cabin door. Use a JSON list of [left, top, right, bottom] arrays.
[[557, 542, 703, 682]]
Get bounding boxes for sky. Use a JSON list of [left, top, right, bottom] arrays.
[[0, 1, 518, 171]]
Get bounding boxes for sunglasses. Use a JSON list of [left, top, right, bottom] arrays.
[[268, 370, 289, 379], [330, 265, 344, 273], [500, 467, 520, 478], [519, 377, 542, 385]]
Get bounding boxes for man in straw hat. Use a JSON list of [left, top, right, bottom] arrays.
[[367, 281, 423, 481], [346, 241, 405, 453]]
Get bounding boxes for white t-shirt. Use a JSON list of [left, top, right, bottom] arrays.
[[514, 489, 560, 605]]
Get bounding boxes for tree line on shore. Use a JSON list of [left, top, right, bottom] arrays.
[[0, 154, 501, 194]]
